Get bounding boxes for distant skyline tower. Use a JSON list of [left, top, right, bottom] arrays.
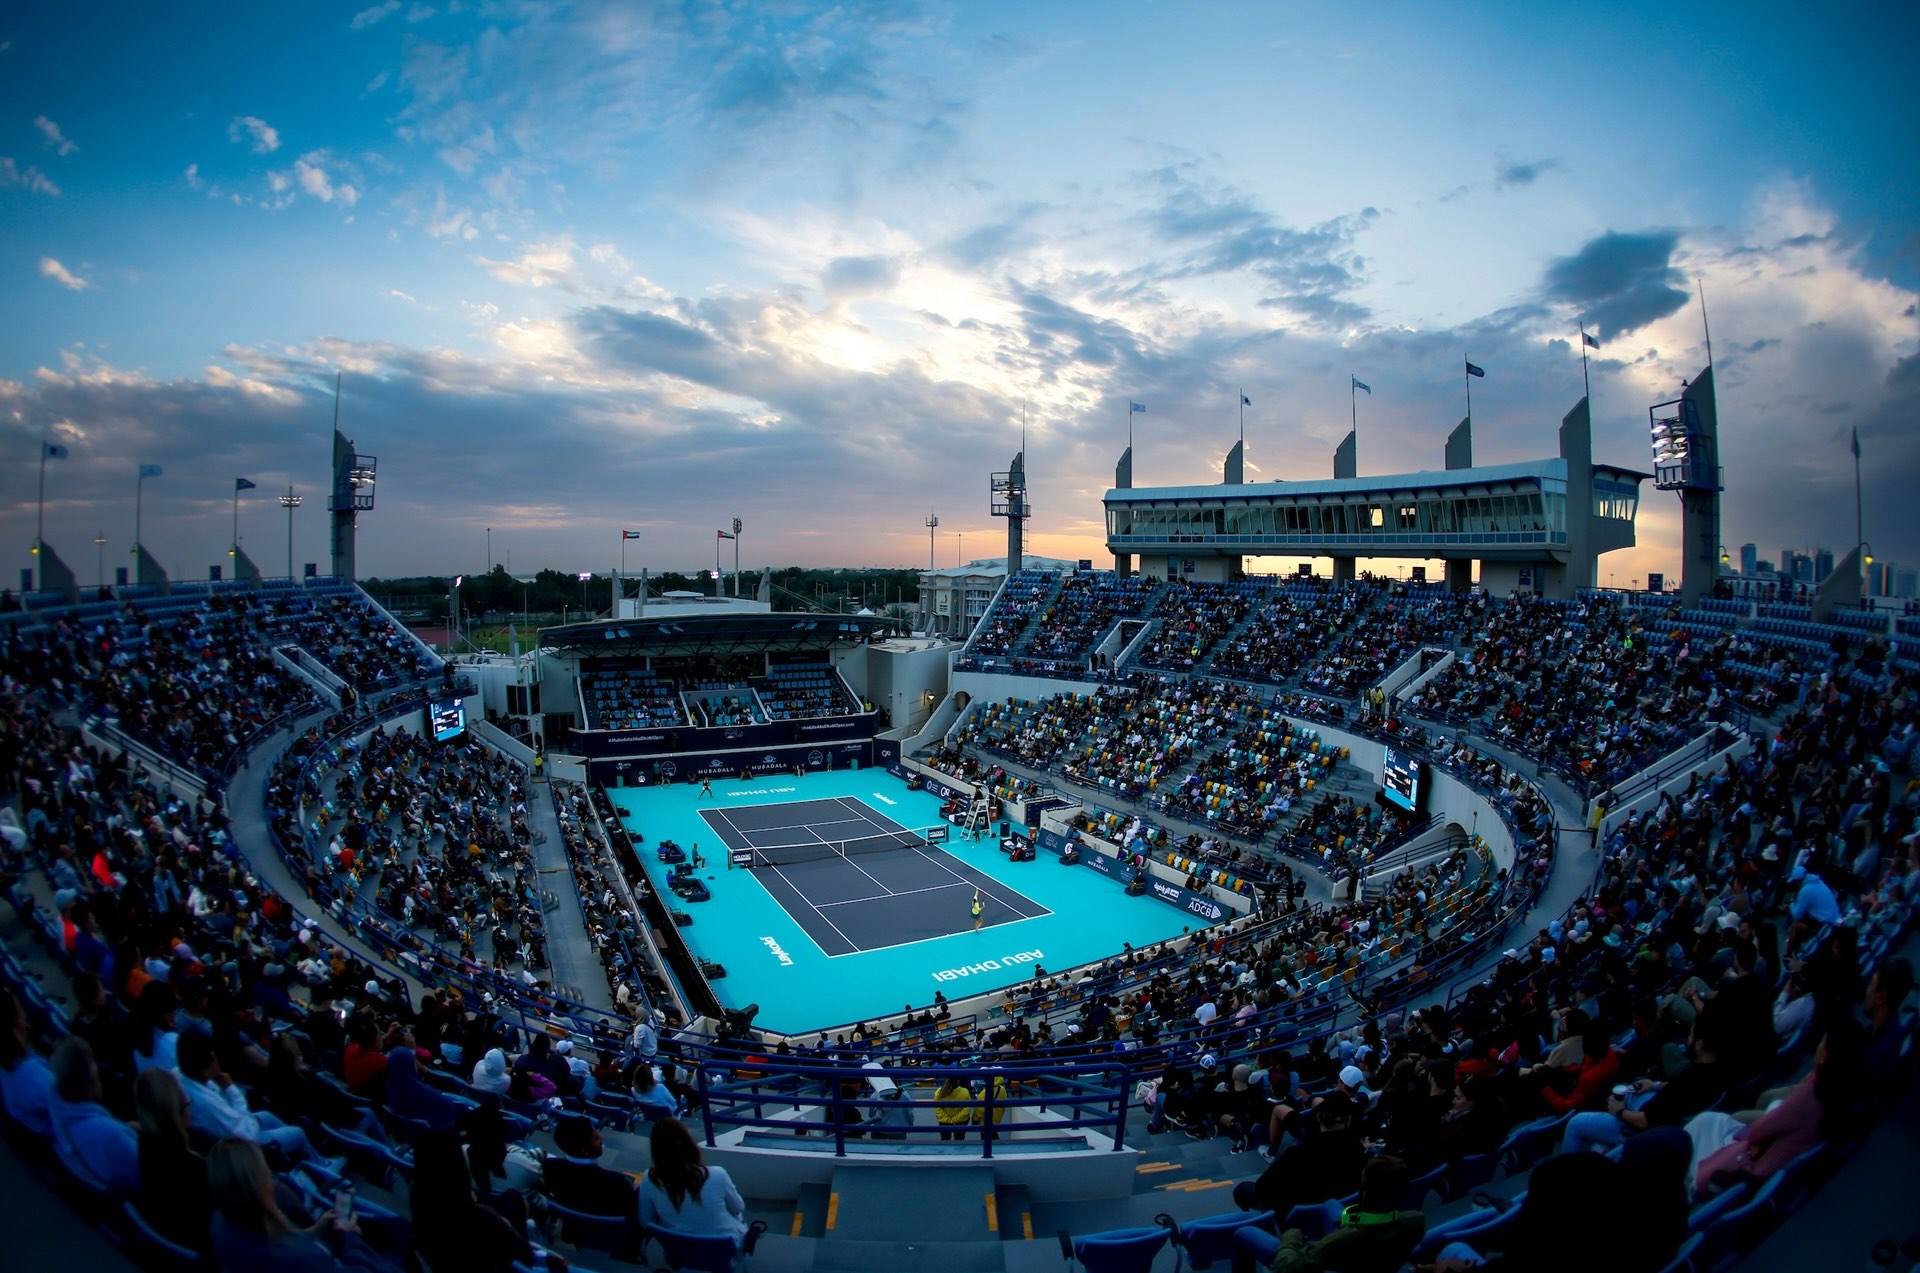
[[991, 450, 1028, 577], [1739, 543, 1757, 576], [325, 376, 378, 581]]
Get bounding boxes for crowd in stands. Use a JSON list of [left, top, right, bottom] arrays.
[[757, 663, 857, 721], [1, 564, 1917, 1271], [579, 667, 685, 731], [87, 595, 323, 777], [966, 572, 1053, 658], [263, 591, 438, 693], [1025, 573, 1161, 662], [290, 725, 549, 976], [1211, 587, 1364, 685], [1138, 579, 1260, 672]]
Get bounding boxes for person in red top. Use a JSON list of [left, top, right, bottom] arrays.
[[342, 1014, 390, 1096], [1542, 1022, 1624, 1116]]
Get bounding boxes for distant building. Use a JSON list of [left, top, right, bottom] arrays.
[[915, 556, 1076, 639], [1739, 543, 1757, 576], [1897, 568, 1918, 599], [1815, 548, 1835, 584]]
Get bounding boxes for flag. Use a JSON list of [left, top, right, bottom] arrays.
[[235, 477, 257, 491], [1129, 401, 1145, 413], [43, 441, 70, 460], [623, 530, 642, 540], [1241, 393, 1252, 407], [1465, 360, 1486, 379], [1851, 427, 1861, 460], [1351, 377, 1371, 395], [717, 529, 735, 540], [139, 463, 163, 478], [1582, 331, 1600, 350]]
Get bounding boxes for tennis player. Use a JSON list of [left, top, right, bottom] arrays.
[[971, 889, 984, 931]]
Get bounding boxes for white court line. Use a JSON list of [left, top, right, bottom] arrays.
[[817, 910, 1050, 960], [761, 860, 862, 955], [905, 845, 1052, 919], [801, 823, 894, 895], [728, 814, 874, 840], [813, 880, 972, 907]]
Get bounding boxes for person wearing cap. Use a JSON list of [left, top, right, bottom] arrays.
[[1786, 863, 1841, 928]]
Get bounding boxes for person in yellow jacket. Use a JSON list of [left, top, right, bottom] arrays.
[[971, 1073, 1011, 1127], [934, 1075, 974, 1141]]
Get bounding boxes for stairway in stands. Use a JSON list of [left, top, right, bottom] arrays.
[[1003, 574, 1072, 660]]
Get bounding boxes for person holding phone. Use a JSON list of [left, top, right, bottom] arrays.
[[206, 1138, 394, 1271]]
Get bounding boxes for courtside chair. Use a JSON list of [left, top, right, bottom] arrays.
[[1057, 1214, 1178, 1273]]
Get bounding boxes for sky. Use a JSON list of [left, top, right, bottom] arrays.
[[3, 0, 1918, 587]]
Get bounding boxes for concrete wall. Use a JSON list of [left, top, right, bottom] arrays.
[[951, 669, 1113, 702], [1273, 717, 1516, 875], [708, 1132, 1138, 1203], [864, 642, 952, 734]]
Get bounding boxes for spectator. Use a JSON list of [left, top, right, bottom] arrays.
[[409, 1130, 530, 1273], [1235, 1093, 1367, 1218], [173, 1029, 333, 1170], [464, 1107, 544, 1212], [48, 1036, 140, 1196], [471, 1046, 510, 1097], [1231, 1154, 1424, 1273], [206, 1137, 389, 1273], [637, 1117, 748, 1249], [0, 983, 55, 1137], [543, 1115, 638, 1223], [934, 1075, 973, 1140], [629, 1060, 678, 1120], [132, 981, 181, 1075], [134, 1068, 215, 1250], [384, 1047, 462, 1133], [1686, 1020, 1869, 1199]]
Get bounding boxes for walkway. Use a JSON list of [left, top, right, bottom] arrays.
[[524, 778, 614, 1012], [221, 709, 434, 1002]]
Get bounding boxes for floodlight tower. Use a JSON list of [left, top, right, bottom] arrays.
[[325, 376, 377, 581], [990, 451, 1029, 576], [1648, 367, 1722, 608], [924, 511, 939, 570]]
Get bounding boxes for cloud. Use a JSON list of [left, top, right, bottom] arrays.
[[39, 257, 91, 291], [350, 1, 400, 29], [34, 115, 78, 156], [286, 150, 360, 205], [0, 156, 61, 196], [475, 238, 583, 290], [1494, 156, 1560, 189], [389, 289, 417, 303], [183, 163, 203, 189], [228, 115, 281, 154], [1540, 230, 1691, 339], [821, 254, 900, 301], [1141, 172, 1377, 326]]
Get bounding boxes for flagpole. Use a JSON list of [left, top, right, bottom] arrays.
[[1351, 378, 1358, 451], [1238, 388, 1244, 449], [621, 531, 627, 576], [37, 446, 48, 552], [232, 485, 240, 554], [1465, 362, 1472, 424], [714, 533, 721, 599], [1580, 324, 1592, 404], [1855, 432, 1863, 574], [136, 470, 144, 556]]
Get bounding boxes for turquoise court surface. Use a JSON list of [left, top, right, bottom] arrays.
[[605, 770, 1209, 1035]]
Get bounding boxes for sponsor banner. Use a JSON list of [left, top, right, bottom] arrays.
[[588, 740, 871, 786], [1052, 835, 1227, 924], [578, 715, 875, 758]]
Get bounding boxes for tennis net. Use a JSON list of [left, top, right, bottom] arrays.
[[745, 828, 927, 868]]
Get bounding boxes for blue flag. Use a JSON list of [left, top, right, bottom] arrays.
[[43, 441, 69, 460], [1351, 377, 1371, 395], [139, 463, 164, 478], [1241, 394, 1251, 407], [235, 477, 257, 491], [1465, 360, 1486, 379], [1582, 331, 1600, 350], [1130, 401, 1145, 414]]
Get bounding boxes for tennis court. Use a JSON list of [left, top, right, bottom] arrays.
[[604, 770, 1211, 1034], [697, 797, 1051, 956]]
